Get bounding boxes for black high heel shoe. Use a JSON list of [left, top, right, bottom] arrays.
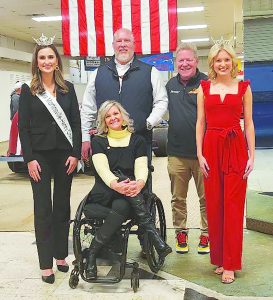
[[42, 274, 55, 284], [57, 264, 69, 273]]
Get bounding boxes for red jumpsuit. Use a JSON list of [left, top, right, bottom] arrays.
[[201, 80, 250, 270]]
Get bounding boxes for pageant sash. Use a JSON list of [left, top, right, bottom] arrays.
[[26, 82, 73, 147]]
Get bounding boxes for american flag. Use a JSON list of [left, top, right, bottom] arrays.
[[61, 0, 177, 57]]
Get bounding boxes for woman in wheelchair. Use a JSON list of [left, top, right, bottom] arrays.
[[84, 100, 172, 280]]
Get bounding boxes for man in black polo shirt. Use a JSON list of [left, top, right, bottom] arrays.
[[166, 43, 209, 255]]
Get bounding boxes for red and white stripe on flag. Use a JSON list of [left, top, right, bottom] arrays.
[[61, 0, 177, 57]]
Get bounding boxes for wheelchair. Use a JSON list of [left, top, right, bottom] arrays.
[[69, 188, 167, 292]]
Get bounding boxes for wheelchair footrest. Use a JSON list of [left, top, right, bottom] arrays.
[[85, 276, 121, 284]]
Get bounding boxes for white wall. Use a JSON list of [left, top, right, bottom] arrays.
[[73, 83, 86, 106], [0, 34, 33, 53]]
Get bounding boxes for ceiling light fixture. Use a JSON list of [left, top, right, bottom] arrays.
[[178, 25, 207, 30], [32, 16, 62, 22], [177, 6, 204, 13], [181, 38, 210, 43]]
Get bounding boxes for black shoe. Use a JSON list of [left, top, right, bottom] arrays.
[[57, 264, 69, 273], [157, 244, 172, 258], [42, 274, 55, 284], [145, 224, 172, 258]]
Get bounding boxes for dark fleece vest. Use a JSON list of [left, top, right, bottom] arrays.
[[95, 55, 153, 138]]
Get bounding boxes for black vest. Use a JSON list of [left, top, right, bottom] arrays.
[[95, 56, 153, 137]]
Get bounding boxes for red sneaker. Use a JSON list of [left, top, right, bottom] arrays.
[[176, 231, 189, 254], [198, 235, 210, 254]]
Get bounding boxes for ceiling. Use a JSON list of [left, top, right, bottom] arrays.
[[0, 0, 243, 54]]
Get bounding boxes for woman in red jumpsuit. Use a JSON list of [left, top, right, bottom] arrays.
[[196, 42, 255, 284]]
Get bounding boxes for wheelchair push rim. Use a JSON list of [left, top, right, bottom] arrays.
[[144, 193, 167, 273]]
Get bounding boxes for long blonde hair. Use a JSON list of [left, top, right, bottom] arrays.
[[30, 44, 68, 95], [208, 44, 238, 80], [97, 100, 134, 134]]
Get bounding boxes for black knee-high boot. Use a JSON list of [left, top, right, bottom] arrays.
[[128, 196, 172, 258], [85, 210, 126, 280]]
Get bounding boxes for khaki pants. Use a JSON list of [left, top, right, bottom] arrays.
[[167, 156, 208, 235]]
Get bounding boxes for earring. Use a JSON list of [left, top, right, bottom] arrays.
[[55, 65, 60, 71]]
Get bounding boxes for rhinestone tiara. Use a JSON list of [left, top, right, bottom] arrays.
[[211, 36, 234, 47], [33, 33, 55, 46]]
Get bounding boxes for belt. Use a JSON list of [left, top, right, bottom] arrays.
[[207, 126, 243, 174]]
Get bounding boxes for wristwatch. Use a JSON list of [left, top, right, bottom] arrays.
[[146, 121, 153, 131]]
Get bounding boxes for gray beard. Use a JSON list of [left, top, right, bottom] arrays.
[[115, 53, 133, 64]]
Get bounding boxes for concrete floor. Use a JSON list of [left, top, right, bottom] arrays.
[[1, 141, 273, 299]]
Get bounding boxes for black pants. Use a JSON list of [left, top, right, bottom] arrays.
[[30, 150, 73, 270], [84, 195, 153, 246], [84, 198, 131, 220]]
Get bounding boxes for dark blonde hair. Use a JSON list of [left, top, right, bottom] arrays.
[[208, 43, 238, 80], [30, 44, 68, 95], [176, 42, 198, 60], [97, 100, 134, 134]]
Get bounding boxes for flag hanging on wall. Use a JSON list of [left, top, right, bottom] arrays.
[[139, 52, 174, 71], [61, 0, 177, 57]]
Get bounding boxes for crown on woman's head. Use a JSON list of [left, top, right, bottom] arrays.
[[211, 36, 234, 47], [33, 33, 55, 46]]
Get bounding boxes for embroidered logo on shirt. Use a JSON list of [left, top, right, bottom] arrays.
[[170, 90, 180, 94]]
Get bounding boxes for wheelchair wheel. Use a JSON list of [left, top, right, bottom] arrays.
[[130, 270, 140, 293], [79, 220, 93, 258], [69, 272, 79, 289], [144, 193, 167, 273], [72, 197, 95, 271]]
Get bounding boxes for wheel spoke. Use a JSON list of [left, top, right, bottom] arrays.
[[145, 194, 167, 273]]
